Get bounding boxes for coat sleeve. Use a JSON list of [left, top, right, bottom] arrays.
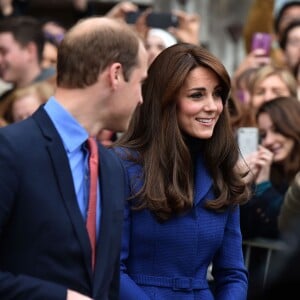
[[212, 206, 248, 300], [240, 182, 283, 239], [114, 152, 151, 300], [119, 197, 151, 299], [0, 133, 67, 300]]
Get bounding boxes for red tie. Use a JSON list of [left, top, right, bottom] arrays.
[[86, 137, 98, 270]]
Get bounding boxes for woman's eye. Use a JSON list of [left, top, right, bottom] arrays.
[[274, 90, 285, 97], [254, 89, 264, 96], [259, 132, 266, 140], [214, 89, 222, 98], [189, 92, 203, 99]]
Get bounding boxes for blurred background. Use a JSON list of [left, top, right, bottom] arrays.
[[18, 0, 255, 76]]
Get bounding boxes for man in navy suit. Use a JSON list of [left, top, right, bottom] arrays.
[[0, 17, 148, 300]]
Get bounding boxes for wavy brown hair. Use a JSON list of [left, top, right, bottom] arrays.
[[256, 96, 300, 184], [115, 43, 251, 221]]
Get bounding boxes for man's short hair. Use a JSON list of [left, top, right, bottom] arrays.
[[0, 16, 45, 62], [56, 18, 141, 89]]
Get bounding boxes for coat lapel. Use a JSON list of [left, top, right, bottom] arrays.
[[32, 107, 93, 279], [194, 155, 214, 206], [94, 146, 112, 273], [93, 146, 121, 290]]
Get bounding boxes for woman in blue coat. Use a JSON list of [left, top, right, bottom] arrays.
[[114, 43, 251, 299]]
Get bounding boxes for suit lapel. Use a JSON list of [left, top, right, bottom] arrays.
[[94, 146, 117, 288], [32, 107, 93, 279]]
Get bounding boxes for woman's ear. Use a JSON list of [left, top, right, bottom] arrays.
[[109, 62, 123, 90]]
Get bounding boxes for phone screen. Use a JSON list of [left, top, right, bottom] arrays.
[[251, 32, 272, 56], [237, 127, 259, 157]]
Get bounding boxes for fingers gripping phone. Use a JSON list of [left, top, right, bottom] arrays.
[[237, 127, 259, 157]]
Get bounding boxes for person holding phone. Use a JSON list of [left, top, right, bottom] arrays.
[[235, 63, 298, 128], [113, 43, 251, 300], [240, 95, 300, 298], [240, 96, 300, 240]]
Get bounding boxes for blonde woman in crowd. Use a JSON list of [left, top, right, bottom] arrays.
[[239, 64, 298, 127], [249, 64, 298, 108], [1, 81, 54, 123]]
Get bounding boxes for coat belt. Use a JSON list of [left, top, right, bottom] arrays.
[[131, 274, 209, 291]]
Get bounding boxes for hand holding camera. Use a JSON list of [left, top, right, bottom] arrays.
[[168, 10, 200, 44], [105, 1, 139, 21]]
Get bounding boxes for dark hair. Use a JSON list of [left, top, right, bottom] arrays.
[[279, 19, 300, 50], [274, 1, 300, 34], [116, 43, 250, 221], [256, 96, 300, 182], [293, 60, 300, 78], [0, 16, 45, 62], [56, 17, 140, 88]]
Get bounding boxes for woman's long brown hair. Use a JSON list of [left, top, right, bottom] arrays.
[[115, 43, 251, 221], [256, 96, 300, 185]]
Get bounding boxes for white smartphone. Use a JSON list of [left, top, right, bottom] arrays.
[[237, 127, 259, 157]]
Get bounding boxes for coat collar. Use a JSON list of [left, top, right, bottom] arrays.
[[193, 155, 213, 206], [32, 107, 93, 279]]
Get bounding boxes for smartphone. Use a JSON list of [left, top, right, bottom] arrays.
[[125, 11, 142, 24], [125, 11, 178, 29], [146, 12, 178, 29], [251, 32, 272, 56], [237, 127, 259, 157]]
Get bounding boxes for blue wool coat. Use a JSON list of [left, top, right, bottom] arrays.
[[118, 151, 248, 300]]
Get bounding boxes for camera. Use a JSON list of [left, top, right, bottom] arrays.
[[125, 11, 178, 29]]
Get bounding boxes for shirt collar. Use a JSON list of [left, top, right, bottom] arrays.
[[44, 96, 88, 152]]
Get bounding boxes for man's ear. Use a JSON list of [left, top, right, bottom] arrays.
[[109, 62, 123, 90], [26, 42, 38, 62]]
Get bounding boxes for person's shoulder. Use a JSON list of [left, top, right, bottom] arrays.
[[293, 172, 300, 188], [111, 146, 129, 157], [111, 146, 140, 164], [0, 86, 14, 103], [35, 67, 56, 83], [0, 117, 32, 134], [112, 146, 143, 171], [0, 118, 37, 154], [99, 145, 127, 168]]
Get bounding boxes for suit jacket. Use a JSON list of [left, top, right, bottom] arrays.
[[116, 148, 248, 300], [0, 107, 125, 300]]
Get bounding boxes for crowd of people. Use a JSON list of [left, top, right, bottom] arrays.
[[0, 0, 299, 299]]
